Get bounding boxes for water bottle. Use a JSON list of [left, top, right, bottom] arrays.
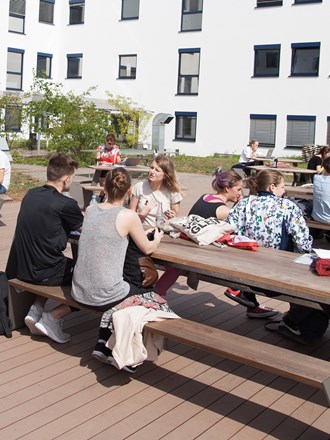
[[156, 203, 164, 227], [90, 194, 98, 206]]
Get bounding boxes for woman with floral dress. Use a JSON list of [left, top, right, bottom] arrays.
[[226, 169, 313, 317]]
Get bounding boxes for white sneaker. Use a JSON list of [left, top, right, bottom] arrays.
[[35, 312, 71, 343], [24, 305, 44, 335]]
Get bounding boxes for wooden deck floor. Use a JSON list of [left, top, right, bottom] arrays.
[[1, 193, 330, 439]]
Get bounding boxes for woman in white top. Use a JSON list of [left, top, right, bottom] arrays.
[[239, 139, 260, 163], [130, 154, 182, 226]]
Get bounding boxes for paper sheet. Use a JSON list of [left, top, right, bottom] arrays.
[[313, 248, 330, 259]]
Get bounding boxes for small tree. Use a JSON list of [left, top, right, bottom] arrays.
[[25, 77, 113, 155], [106, 92, 151, 148]]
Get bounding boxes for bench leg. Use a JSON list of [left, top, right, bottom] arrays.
[[82, 190, 93, 211], [8, 285, 35, 330], [322, 378, 330, 407]]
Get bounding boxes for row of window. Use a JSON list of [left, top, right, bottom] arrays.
[[178, 113, 330, 147], [2, 104, 196, 145], [250, 114, 330, 149], [8, 40, 322, 94], [6, 46, 201, 92], [5, 105, 329, 148], [254, 42, 320, 77], [257, 0, 322, 7], [5, 48, 140, 89], [9, 0, 203, 34]]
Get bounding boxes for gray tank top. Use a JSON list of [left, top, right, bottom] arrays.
[[72, 205, 130, 306]]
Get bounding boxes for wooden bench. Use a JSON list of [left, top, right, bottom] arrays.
[[306, 219, 330, 231], [8, 278, 330, 406]]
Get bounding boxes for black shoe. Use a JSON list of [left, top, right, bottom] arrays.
[[92, 342, 114, 364], [122, 365, 138, 374]]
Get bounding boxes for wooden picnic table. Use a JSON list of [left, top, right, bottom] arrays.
[[80, 164, 149, 209], [246, 164, 317, 185], [88, 164, 149, 185], [68, 231, 329, 306], [151, 234, 330, 307], [255, 158, 304, 166], [284, 185, 313, 200], [246, 165, 316, 174]]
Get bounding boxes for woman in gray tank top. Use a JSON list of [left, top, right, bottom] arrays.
[[71, 167, 163, 369]]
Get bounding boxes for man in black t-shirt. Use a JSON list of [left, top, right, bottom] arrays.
[[6, 153, 83, 343]]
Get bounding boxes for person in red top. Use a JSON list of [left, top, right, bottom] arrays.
[[95, 132, 122, 166], [95, 132, 122, 196]]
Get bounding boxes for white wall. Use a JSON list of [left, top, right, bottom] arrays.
[[0, 0, 329, 157]]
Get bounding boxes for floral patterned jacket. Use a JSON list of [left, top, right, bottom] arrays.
[[226, 193, 313, 253]]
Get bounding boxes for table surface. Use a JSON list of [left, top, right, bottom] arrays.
[[151, 235, 330, 305], [284, 185, 313, 197], [89, 165, 149, 172], [68, 231, 330, 304], [256, 158, 305, 164], [246, 165, 317, 174]]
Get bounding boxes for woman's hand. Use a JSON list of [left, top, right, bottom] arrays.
[[139, 199, 156, 217], [154, 228, 164, 243], [164, 209, 176, 220]]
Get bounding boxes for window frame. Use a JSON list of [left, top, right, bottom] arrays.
[[37, 52, 53, 78], [118, 54, 137, 79], [290, 42, 320, 77], [294, 0, 322, 4], [249, 114, 277, 148], [69, 0, 85, 25], [39, 0, 55, 25], [174, 111, 197, 142], [5, 105, 22, 132], [286, 115, 316, 149], [181, 0, 203, 32], [6, 47, 24, 91], [9, 0, 26, 34], [66, 53, 83, 79], [177, 48, 200, 95], [121, 0, 140, 20], [326, 117, 330, 146], [253, 44, 281, 77], [256, 0, 283, 7]]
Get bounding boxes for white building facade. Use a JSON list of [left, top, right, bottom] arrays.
[[0, 0, 329, 157]]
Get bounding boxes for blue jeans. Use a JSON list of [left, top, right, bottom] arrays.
[[0, 184, 7, 194]]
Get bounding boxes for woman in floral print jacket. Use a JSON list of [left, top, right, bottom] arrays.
[[224, 169, 313, 318], [227, 169, 312, 252]]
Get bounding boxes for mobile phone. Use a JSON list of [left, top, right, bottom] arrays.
[[147, 229, 156, 240]]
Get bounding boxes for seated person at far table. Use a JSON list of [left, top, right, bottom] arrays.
[[95, 132, 122, 201], [232, 139, 262, 176], [312, 155, 330, 226], [307, 145, 330, 182], [6, 153, 84, 344], [226, 169, 313, 320]]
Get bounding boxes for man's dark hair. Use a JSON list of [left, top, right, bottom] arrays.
[[47, 153, 79, 181]]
